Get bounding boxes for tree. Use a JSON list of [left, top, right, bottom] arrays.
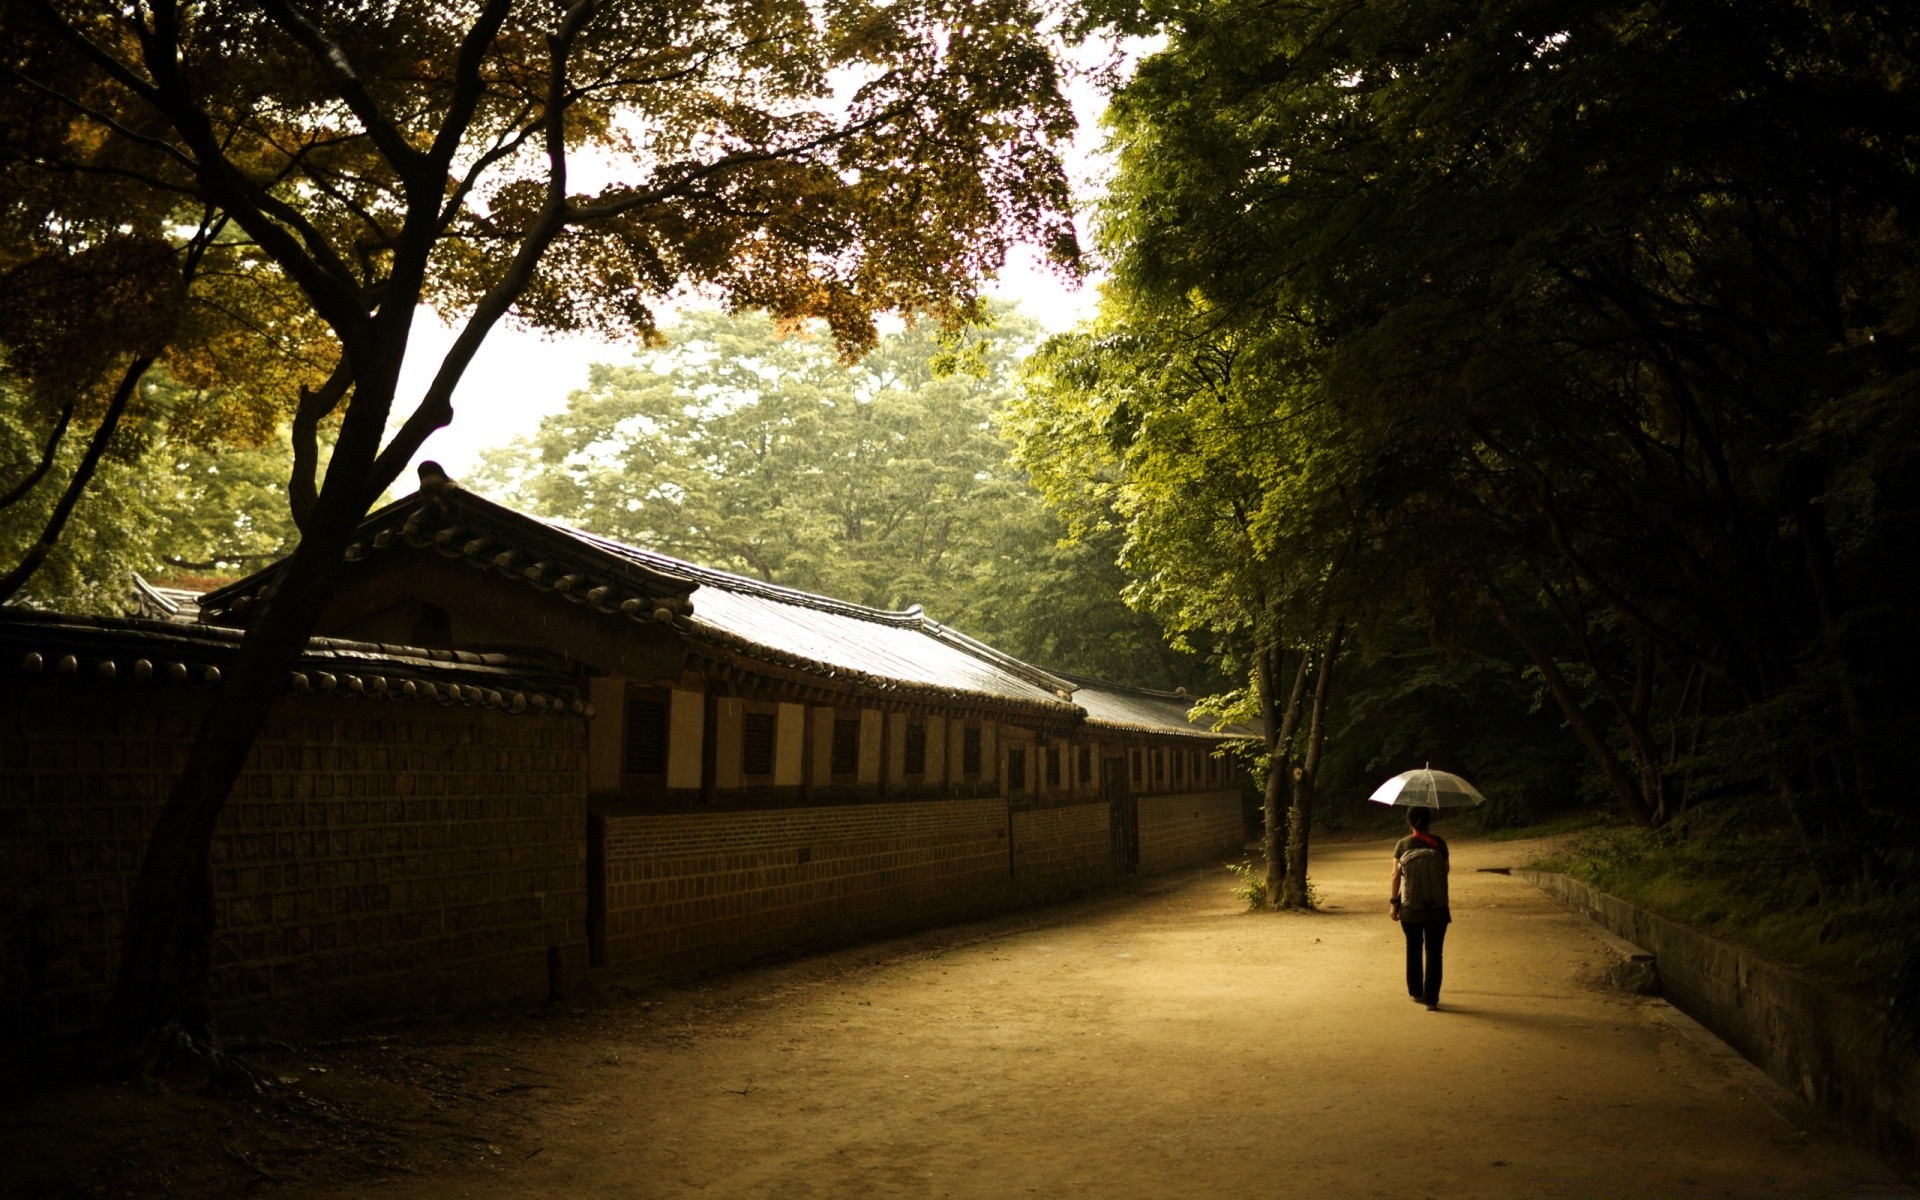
[[3, 0, 1077, 1064], [1059, 0, 1920, 899], [1013, 305, 1361, 907], [473, 307, 1195, 684]]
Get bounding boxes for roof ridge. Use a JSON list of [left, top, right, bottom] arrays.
[[536, 518, 932, 627], [918, 617, 1078, 698]]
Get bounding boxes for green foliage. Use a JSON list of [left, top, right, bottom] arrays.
[[1225, 859, 1266, 910], [0, 382, 164, 613], [1, 375, 308, 612], [473, 308, 1199, 687], [1537, 805, 1912, 998]]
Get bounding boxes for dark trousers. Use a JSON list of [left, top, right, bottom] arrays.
[[1403, 920, 1447, 1003]]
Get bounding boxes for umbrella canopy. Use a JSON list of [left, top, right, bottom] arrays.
[[1368, 768, 1487, 809]]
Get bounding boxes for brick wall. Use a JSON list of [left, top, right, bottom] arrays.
[[1136, 789, 1244, 874], [0, 678, 586, 1038], [600, 789, 1245, 980], [1011, 801, 1111, 899], [600, 798, 1013, 974]]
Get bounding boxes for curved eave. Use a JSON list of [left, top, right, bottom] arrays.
[[198, 488, 697, 628]]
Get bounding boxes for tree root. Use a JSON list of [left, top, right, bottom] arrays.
[[119, 1022, 269, 1098]]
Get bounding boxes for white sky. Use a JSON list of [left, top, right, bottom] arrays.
[[397, 42, 1123, 483]]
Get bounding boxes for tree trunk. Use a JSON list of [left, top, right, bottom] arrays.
[[1255, 637, 1310, 909], [105, 504, 355, 1057], [1282, 621, 1344, 910]]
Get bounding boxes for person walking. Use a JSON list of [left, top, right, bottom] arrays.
[[1390, 805, 1450, 1010]]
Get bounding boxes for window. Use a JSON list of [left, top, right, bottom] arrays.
[[624, 695, 668, 775], [831, 717, 860, 776], [1078, 746, 1091, 785], [1130, 749, 1141, 785], [904, 722, 926, 776], [963, 726, 982, 777], [1174, 749, 1185, 784], [1046, 744, 1060, 788], [742, 711, 776, 776], [1153, 748, 1165, 784], [1007, 746, 1027, 791]]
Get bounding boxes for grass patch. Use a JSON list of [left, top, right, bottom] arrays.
[[1530, 803, 1910, 1001]]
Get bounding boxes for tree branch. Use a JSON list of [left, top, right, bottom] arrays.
[[255, 0, 426, 179], [564, 109, 899, 224], [426, 0, 518, 170], [290, 357, 352, 534], [0, 206, 225, 601], [367, 0, 598, 495], [126, 5, 371, 348], [0, 353, 154, 604], [0, 399, 75, 511]]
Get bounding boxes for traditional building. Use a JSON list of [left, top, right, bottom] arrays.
[[2, 469, 1255, 1037]]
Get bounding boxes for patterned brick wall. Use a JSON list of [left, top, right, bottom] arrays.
[[1136, 789, 1244, 874], [601, 798, 1014, 973], [0, 678, 586, 1038], [1011, 801, 1112, 899]]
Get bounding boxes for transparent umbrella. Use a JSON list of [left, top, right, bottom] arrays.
[[1368, 766, 1488, 809]]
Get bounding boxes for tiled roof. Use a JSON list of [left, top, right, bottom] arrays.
[[129, 575, 201, 622], [539, 519, 1076, 708], [1, 609, 580, 714]]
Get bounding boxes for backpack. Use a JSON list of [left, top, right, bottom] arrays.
[[1399, 842, 1449, 911]]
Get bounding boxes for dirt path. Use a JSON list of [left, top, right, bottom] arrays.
[[329, 835, 1906, 1199]]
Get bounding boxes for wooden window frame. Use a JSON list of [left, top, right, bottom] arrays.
[[904, 720, 927, 777], [741, 705, 777, 779], [830, 715, 861, 778], [622, 685, 670, 780], [962, 725, 983, 779], [1007, 745, 1027, 792]]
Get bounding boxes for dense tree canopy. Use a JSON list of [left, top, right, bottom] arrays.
[[1020, 0, 1920, 901], [476, 308, 1199, 686]]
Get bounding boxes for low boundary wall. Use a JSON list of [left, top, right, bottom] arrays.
[[1137, 791, 1243, 874], [599, 798, 1013, 973], [601, 788, 1244, 978], [1520, 869, 1920, 1170]]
